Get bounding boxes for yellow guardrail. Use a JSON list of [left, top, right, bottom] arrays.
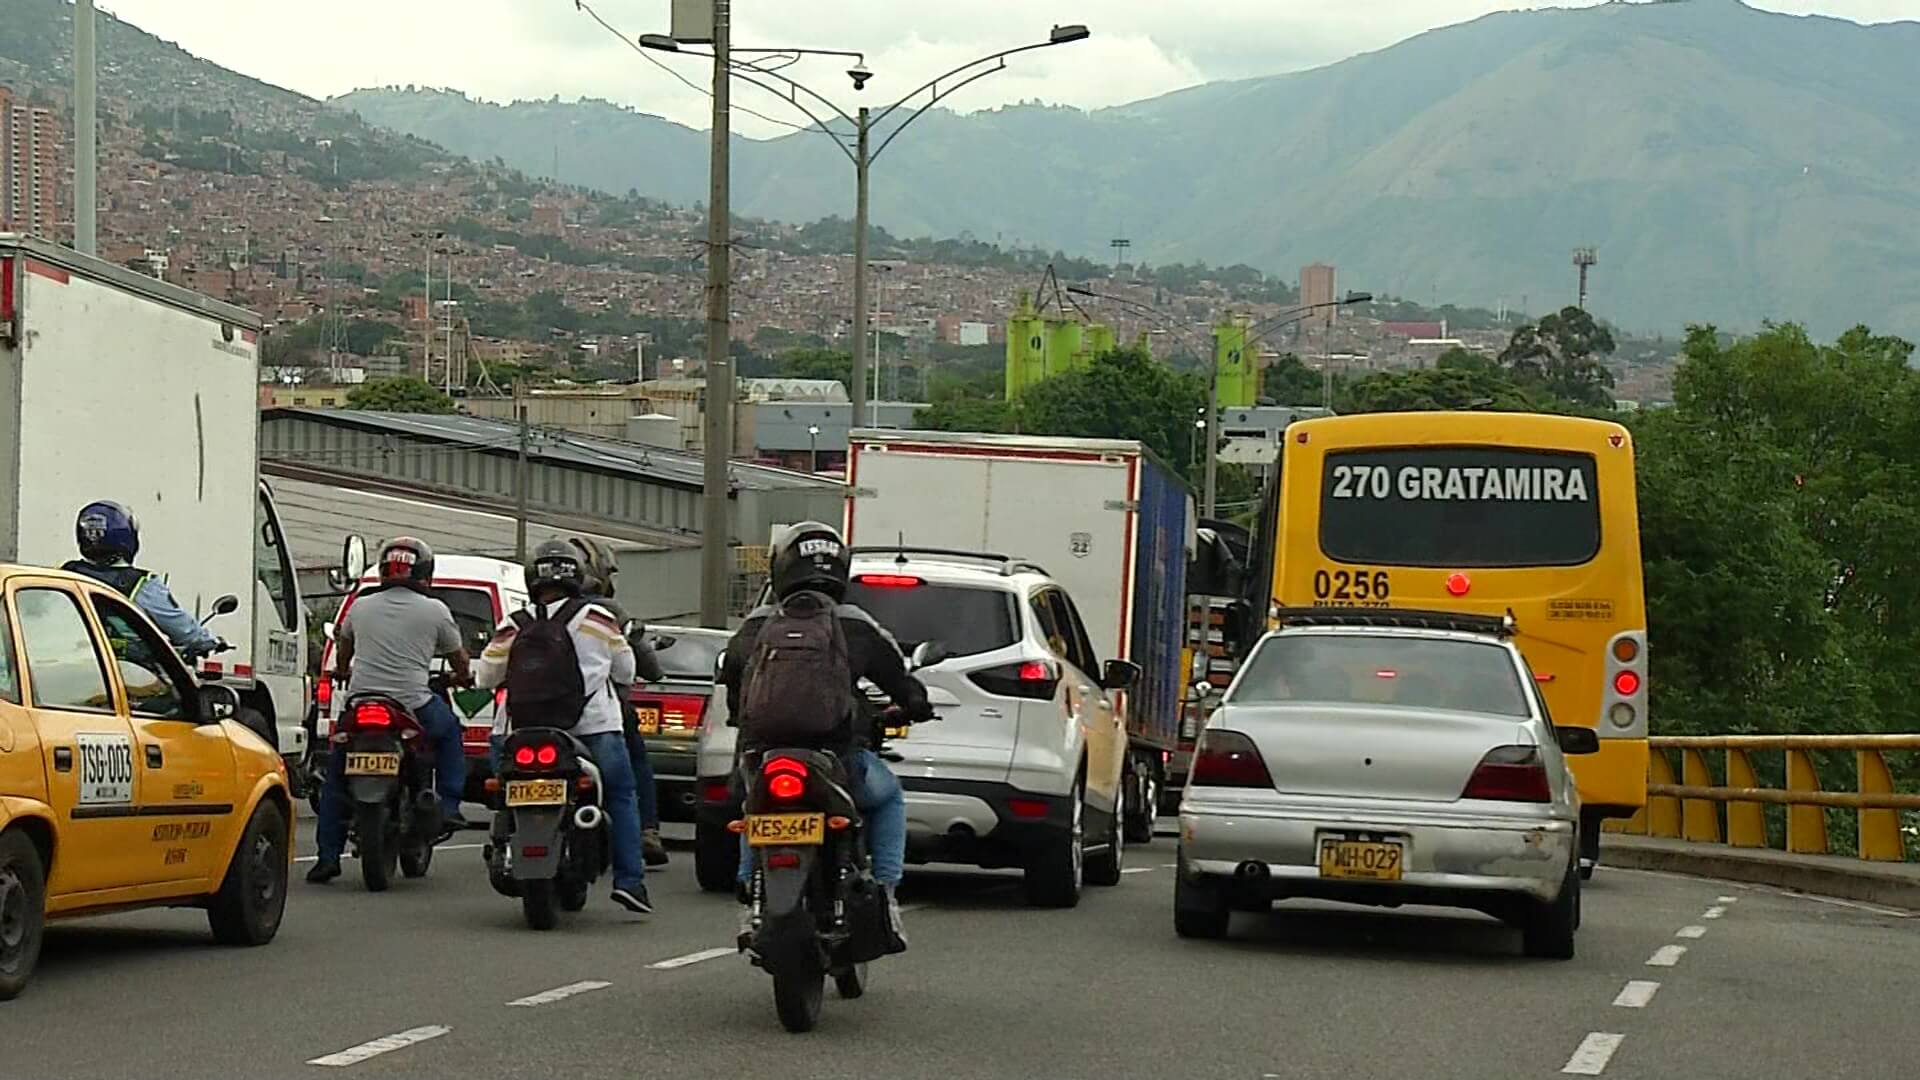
[[1606, 735, 1920, 861]]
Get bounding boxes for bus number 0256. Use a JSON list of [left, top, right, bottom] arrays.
[[1314, 569, 1390, 603]]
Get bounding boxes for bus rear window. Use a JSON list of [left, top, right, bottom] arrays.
[[1319, 447, 1601, 568]]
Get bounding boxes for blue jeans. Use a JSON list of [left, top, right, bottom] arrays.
[[491, 732, 645, 893], [629, 731, 660, 831], [738, 749, 906, 887], [316, 693, 466, 862]]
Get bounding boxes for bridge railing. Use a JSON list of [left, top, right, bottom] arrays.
[[1605, 735, 1920, 861]]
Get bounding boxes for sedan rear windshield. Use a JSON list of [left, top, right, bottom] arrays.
[[653, 632, 727, 681], [1231, 634, 1530, 718], [843, 580, 1019, 659]]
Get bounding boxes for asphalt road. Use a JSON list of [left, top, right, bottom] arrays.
[[3, 816, 1914, 1080]]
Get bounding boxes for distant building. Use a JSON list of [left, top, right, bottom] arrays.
[[1300, 263, 1337, 331], [0, 85, 63, 239]]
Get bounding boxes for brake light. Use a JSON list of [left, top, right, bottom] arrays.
[[513, 745, 536, 768], [1189, 730, 1273, 788], [1445, 572, 1472, 597], [1007, 798, 1051, 819], [701, 780, 731, 804], [1374, 669, 1398, 680], [651, 693, 708, 730], [766, 852, 801, 868], [969, 659, 1059, 700], [536, 744, 558, 767], [768, 773, 806, 801], [763, 755, 809, 779], [352, 702, 394, 728], [1613, 670, 1642, 696], [855, 574, 923, 588], [316, 678, 333, 710], [462, 725, 490, 748], [1461, 745, 1551, 803]]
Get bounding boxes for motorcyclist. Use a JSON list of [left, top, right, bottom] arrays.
[[566, 536, 670, 868], [307, 537, 472, 885], [719, 522, 929, 953], [63, 501, 224, 658], [476, 539, 652, 914]]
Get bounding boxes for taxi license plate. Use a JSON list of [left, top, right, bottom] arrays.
[[506, 779, 568, 807], [1317, 836, 1405, 881], [635, 706, 661, 735], [343, 752, 400, 776], [746, 813, 825, 847]]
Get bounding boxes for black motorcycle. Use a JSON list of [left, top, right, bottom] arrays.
[[331, 681, 446, 891], [487, 727, 609, 930]]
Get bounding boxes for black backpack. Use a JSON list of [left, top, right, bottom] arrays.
[[740, 591, 855, 747], [506, 597, 589, 729]]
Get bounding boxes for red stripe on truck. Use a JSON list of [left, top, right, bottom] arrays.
[[24, 259, 69, 284]]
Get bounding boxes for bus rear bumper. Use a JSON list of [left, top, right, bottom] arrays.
[[1573, 736, 1649, 818]]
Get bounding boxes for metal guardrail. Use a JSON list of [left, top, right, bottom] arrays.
[[1606, 735, 1920, 861]]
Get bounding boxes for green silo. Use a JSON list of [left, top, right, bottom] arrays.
[[1214, 316, 1257, 408], [1005, 291, 1048, 398]]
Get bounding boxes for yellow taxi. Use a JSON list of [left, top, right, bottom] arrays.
[[0, 565, 292, 999]]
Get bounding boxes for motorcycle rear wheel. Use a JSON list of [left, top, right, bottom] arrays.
[[522, 879, 560, 931], [400, 839, 433, 879], [773, 966, 824, 1033], [832, 962, 868, 1000], [558, 876, 589, 912], [355, 805, 397, 892]]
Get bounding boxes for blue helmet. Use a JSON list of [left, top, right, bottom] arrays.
[[76, 501, 140, 563]]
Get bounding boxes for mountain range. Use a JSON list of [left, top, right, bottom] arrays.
[[337, 0, 1920, 340]]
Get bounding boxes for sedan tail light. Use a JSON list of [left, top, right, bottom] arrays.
[[639, 692, 708, 731], [1189, 730, 1273, 788], [1461, 745, 1552, 803], [968, 659, 1059, 700]]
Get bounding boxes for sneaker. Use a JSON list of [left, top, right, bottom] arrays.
[[642, 829, 670, 867], [883, 886, 909, 954], [305, 858, 342, 885], [611, 885, 654, 915]]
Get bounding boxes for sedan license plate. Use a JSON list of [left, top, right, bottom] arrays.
[[635, 706, 661, 735], [343, 752, 400, 776], [746, 812, 825, 847], [506, 779, 568, 807], [883, 724, 910, 740], [1318, 836, 1405, 881]]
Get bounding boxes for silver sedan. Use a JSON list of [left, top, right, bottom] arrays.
[[1175, 614, 1598, 958]]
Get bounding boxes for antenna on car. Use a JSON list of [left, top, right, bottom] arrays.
[[894, 531, 908, 567]]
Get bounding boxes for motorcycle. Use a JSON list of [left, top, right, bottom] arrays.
[[330, 675, 450, 891], [486, 727, 610, 930], [736, 641, 947, 1033]]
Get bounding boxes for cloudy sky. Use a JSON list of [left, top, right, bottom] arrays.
[[99, 0, 1918, 138]]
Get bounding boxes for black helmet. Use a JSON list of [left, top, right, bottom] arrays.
[[769, 521, 850, 601], [528, 538, 586, 599], [76, 500, 141, 563], [377, 536, 435, 590], [566, 536, 618, 598]]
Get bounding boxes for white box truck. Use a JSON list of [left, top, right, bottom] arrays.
[[0, 234, 309, 767], [844, 428, 1194, 843]]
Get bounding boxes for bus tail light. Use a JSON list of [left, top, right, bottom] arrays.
[[1445, 573, 1471, 597], [1612, 670, 1642, 696]]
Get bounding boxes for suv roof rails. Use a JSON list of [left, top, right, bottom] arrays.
[[1000, 559, 1052, 578], [1272, 606, 1518, 637], [849, 545, 1049, 575]]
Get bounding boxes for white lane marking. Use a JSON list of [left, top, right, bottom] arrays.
[[1646, 944, 1688, 967], [897, 903, 926, 915], [1561, 1033, 1625, 1075], [1121, 867, 1155, 875], [1702, 906, 1727, 919], [1160, 863, 1178, 869], [1676, 924, 1708, 939], [648, 947, 736, 970], [507, 980, 611, 1007], [307, 1025, 451, 1067], [295, 843, 484, 865], [1612, 980, 1660, 1008], [1717, 895, 1739, 903], [1790, 892, 1914, 918]]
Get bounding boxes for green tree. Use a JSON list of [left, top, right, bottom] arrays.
[[1262, 353, 1324, 407], [1339, 367, 1538, 413], [1499, 306, 1618, 407], [346, 377, 456, 414], [1014, 345, 1208, 475]]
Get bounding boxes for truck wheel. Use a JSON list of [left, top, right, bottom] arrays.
[[695, 819, 740, 894], [1023, 780, 1084, 909], [208, 800, 289, 946], [0, 830, 47, 1000]]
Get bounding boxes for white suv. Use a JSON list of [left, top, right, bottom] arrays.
[[694, 549, 1140, 907]]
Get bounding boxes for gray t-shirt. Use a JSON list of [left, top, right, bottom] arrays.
[[338, 587, 461, 708]]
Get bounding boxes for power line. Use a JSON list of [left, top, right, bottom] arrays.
[[573, 0, 811, 134]]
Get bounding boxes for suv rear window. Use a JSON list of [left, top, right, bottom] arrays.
[[1231, 634, 1530, 717], [843, 579, 1019, 659]]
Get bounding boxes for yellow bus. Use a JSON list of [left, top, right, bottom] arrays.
[[1259, 411, 1647, 876]]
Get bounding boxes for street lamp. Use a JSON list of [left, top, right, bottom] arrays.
[[807, 423, 820, 474], [640, 24, 1091, 429]]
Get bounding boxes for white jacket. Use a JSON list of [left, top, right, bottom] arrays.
[[475, 598, 635, 738]]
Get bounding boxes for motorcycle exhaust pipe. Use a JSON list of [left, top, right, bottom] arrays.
[[572, 804, 605, 831]]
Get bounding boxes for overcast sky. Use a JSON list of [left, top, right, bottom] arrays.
[[99, 0, 1919, 138]]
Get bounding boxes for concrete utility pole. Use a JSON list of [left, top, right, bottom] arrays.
[[850, 107, 871, 427], [699, 0, 734, 628], [74, 0, 98, 255], [514, 382, 530, 563]]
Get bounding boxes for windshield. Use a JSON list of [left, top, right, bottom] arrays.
[[843, 580, 1019, 659], [653, 631, 727, 681], [431, 586, 499, 659], [1231, 634, 1531, 718]]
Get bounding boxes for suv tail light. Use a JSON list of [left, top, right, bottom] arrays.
[[1189, 730, 1273, 788], [969, 659, 1059, 700], [1461, 745, 1552, 803]]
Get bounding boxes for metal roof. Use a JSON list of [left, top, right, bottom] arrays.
[[264, 408, 844, 494]]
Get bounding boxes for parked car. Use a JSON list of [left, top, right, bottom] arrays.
[[696, 549, 1140, 907], [1174, 608, 1597, 958]]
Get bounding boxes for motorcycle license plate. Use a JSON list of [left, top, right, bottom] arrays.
[[883, 725, 910, 740], [344, 752, 400, 776], [635, 706, 661, 735], [746, 813, 825, 847], [506, 779, 568, 806]]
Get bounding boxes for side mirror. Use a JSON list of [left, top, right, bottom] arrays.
[[910, 641, 950, 670], [1189, 679, 1216, 701], [322, 621, 336, 641], [342, 533, 368, 581], [212, 593, 240, 616], [1556, 726, 1600, 756], [1101, 659, 1142, 692], [198, 683, 241, 724], [648, 634, 677, 652]]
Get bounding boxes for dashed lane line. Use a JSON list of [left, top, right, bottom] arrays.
[[1675, 924, 1708, 939], [1716, 895, 1740, 903], [1646, 944, 1688, 967], [1121, 867, 1156, 875], [1561, 1033, 1625, 1075], [1612, 980, 1660, 1008], [649, 947, 737, 970], [1702, 906, 1727, 919], [307, 1026, 451, 1068], [507, 981, 612, 1007]]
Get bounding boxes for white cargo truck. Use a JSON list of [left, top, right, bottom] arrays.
[[0, 234, 309, 767]]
